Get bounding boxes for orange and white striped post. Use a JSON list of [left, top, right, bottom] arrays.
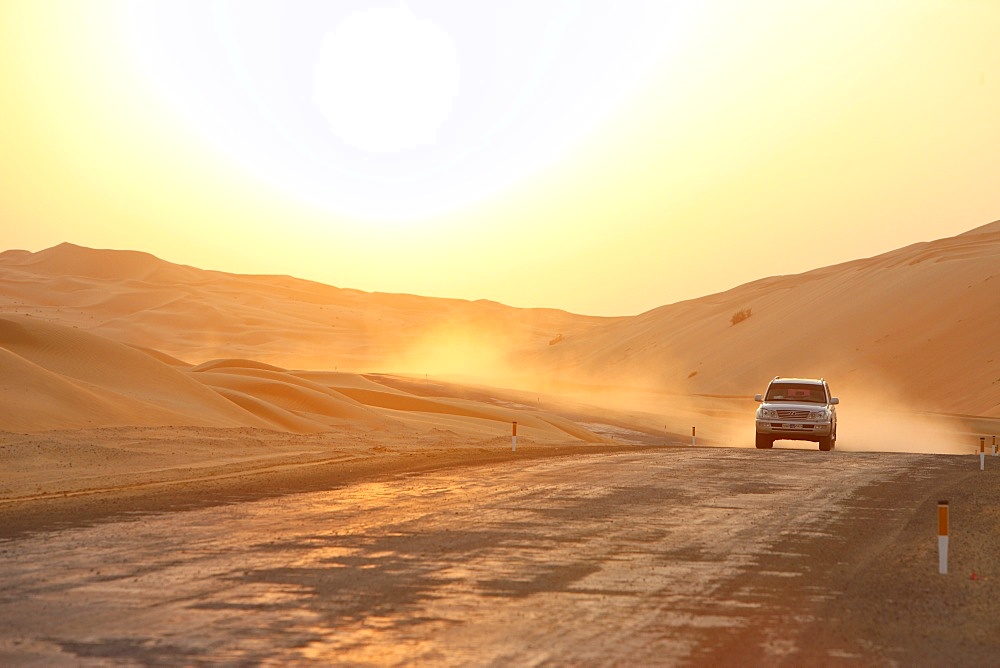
[[691, 426, 696, 447], [980, 437, 986, 470], [938, 500, 949, 574], [512, 421, 517, 452]]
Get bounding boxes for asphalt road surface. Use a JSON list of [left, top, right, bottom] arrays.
[[0, 448, 989, 666]]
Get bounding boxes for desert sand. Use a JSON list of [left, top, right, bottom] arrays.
[[0, 222, 996, 446], [1, 221, 999, 664], [3, 219, 998, 420], [1, 222, 997, 496]]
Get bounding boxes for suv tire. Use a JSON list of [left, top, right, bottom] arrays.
[[755, 434, 774, 449]]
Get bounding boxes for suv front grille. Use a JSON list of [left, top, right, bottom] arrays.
[[776, 410, 810, 419]]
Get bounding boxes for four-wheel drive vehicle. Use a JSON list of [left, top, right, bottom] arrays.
[[754, 377, 839, 451]]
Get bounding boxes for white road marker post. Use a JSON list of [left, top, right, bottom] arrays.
[[938, 500, 949, 575], [512, 421, 517, 452], [691, 426, 696, 447], [980, 437, 986, 470]]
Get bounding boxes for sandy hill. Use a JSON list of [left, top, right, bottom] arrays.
[[1, 221, 998, 425], [0, 242, 610, 377], [0, 314, 606, 441], [531, 219, 1000, 416]]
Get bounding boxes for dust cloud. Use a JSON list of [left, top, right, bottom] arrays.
[[380, 324, 522, 384], [832, 384, 971, 455], [534, 379, 978, 455], [354, 323, 988, 456], [836, 407, 969, 454]]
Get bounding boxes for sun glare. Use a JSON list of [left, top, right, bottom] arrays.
[[313, 7, 460, 154], [123, 2, 679, 223]]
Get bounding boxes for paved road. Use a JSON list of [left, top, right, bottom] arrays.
[[0, 448, 942, 665]]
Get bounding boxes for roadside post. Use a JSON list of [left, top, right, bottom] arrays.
[[938, 500, 949, 574], [512, 421, 517, 452], [980, 437, 986, 470], [993, 435, 997, 457], [691, 427, 696, 447]]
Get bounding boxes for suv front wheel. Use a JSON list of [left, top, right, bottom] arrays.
[[818, 429, 837, 451], [755, 434, 774, 449]]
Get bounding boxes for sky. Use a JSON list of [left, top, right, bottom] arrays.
[[2, 0, 998, 316]]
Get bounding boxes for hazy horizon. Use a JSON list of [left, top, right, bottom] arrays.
[[3, 1, 998, 316]]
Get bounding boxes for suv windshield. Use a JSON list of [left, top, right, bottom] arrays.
[[765, 383, 827, 403]]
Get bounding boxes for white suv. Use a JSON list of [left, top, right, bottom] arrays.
[[754, 377, 839, 450]]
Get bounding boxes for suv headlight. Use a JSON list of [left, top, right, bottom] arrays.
[[811, 410, 831, 421], [759, 408, 779, 419]]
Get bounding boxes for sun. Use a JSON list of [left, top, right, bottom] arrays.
[[312, 6, 460, 154], [123, 2, 677, 222]]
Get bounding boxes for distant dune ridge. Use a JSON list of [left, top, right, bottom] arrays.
[[0, 242, 607, 375], [1, 220, 998, 436], [533, 218, 1000, 416]]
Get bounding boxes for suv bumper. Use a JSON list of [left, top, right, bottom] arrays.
[[756, 420, 834, 440]]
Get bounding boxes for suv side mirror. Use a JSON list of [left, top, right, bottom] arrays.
[[830, 397, 839, 405], [754, 394, 763, 402]]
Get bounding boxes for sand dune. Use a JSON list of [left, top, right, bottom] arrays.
[[530, 220, 1000, 416], [0, 242, 605, 374], [0, 316, 269, 431], [192, 368, 380, 425], [0, 344, 178, 432], [1, 221, 998, 433], [0, 315, 603, 443]]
